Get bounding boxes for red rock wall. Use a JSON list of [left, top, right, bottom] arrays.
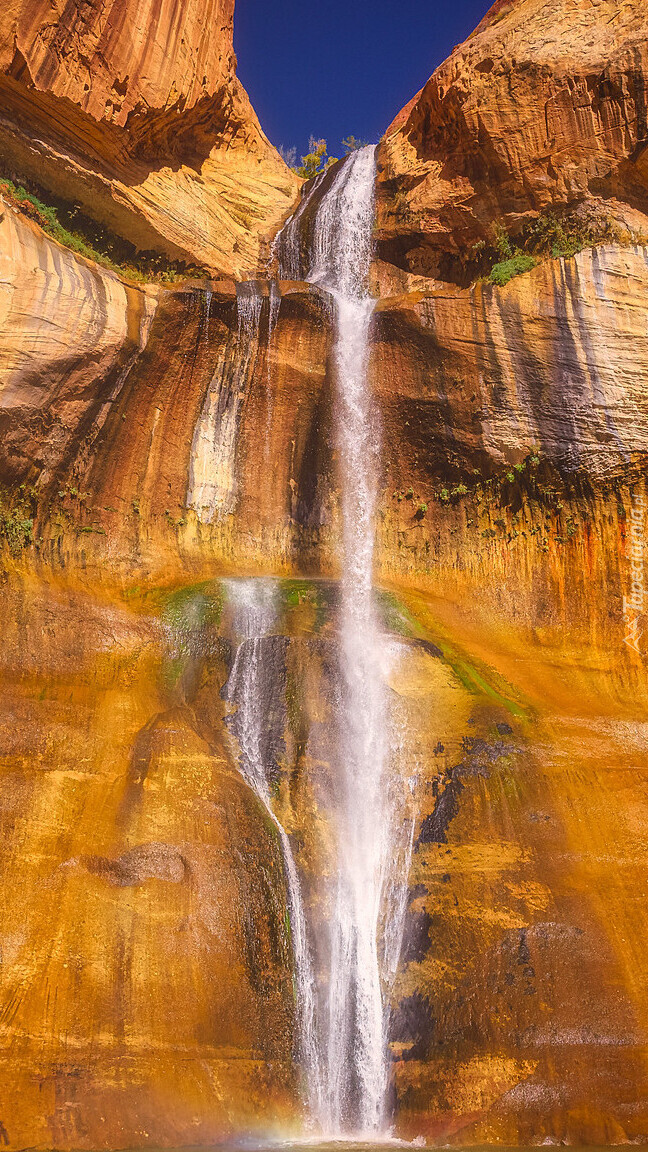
[[0, 0, 300, 275], [376, 0, 648, 285]]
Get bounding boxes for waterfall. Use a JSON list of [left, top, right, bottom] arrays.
[[222, 579, 323, 1116], [273, 168, 330, 280], [277, 147, 409, 1137], [315, 147, 388, 1137], [199, 149, 410, 1137]]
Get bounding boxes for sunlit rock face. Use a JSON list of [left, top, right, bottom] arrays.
[[0, 207, 336, 578], [2, 0, 648, 1146], [375, 0, 648, 288], [3, 194, 648, 1148], [0, 578, 296, 1150], [0, 205, 159, 486], [0, 0, 300, 275], [3, 205, 646, 618]]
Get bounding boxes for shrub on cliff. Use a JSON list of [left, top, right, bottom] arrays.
[[489, 253, 537, 286], [485, 206, 638, 288], [524, 209, 623, 259], [0, 175, 209, 283], [341, 136, 368, 153], [292, 135, 368, 179]]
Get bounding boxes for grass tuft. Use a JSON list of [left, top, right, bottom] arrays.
[[0, 484, 37, 552]]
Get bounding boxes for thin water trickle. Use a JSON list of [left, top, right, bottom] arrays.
[[237, 280, 264, 341], [265, 281, 282, 461], [269, 280, 282, 341], [187, 282, 263, 520], [223, 579, 323, 1119]]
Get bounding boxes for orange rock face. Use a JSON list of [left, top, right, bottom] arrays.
[[1, 0, 235, 126], [0, 576, 296, 1150], [376, 0, 648, 285], [0, 0, 300, 275], [2, 0, 648, 1146], [3, 94, 648, 1140]]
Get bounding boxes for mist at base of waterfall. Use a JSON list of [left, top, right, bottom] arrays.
[[128, 1143, 615, 1152]]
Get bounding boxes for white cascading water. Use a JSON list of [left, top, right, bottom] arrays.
[[223, 579, 323, 1116], [279, 146, 407, 1137], [184, 161, 415, 1134]]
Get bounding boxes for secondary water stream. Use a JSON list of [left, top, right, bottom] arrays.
[[223, 578, 322, 1117], [187, 282, 263, 519]]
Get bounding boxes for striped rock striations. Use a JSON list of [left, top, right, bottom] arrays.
[[375, 0, 648, 289], [1, 0, 648, 1147], [0, 0, 300, 275]]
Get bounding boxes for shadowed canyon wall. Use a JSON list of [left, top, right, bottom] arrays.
[[2, 0, 648, 1146]]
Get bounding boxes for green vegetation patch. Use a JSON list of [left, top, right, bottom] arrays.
[[377, 589, 420, 638], [483, 208, 645, 288], [378, 588, 529, 720], [278, 578, 334, 632], [425, 451, 554, 509], [489, 253, 537, 286], [524, 209, 627, 259], [126, 578, 224, 630], [293, 138, 338, 180], [0, 484, 36, 553], [163, 582, 224, 631], [289, 135, 368, 179]]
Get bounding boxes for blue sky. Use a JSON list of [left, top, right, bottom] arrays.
[[234, 0, 490, 161]]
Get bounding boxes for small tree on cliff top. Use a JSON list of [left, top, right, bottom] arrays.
[[341, 135, 368, 153], [294, 137, 338, 179]]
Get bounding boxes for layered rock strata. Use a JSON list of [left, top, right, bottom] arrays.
[[3, 198, 648, 1146], [0, 0, 300, 274], [3, 204, 646, 656], [2, 0, 648, 1145], [376, 0, 648, 287]]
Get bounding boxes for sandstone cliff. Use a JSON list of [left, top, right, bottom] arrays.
[[3, 181, 648, 1144], [1, 0, 648, 1147], [0, 0, 300, 275], [376, 0, 648, 287]]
